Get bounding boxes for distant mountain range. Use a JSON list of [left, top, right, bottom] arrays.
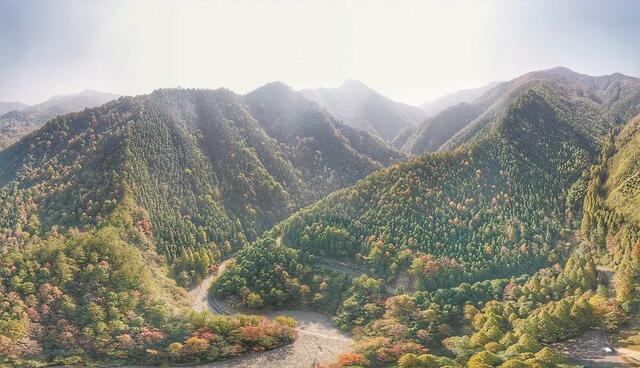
[[3, 67, 640, 367], [0, 89, 119, 147], [420, 81, 501, 116], [300, 79, 426, 141], [394, 67, 640, 156], [0, 101, 29, 116]]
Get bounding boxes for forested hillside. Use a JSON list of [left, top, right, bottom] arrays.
[[274, 79, 618, 288], [209, 69, 640, 368], [0, 85, 402, 365], [0, 203, 295, 366], [219, 70, 640, 313], [245, 82, 403, 198], [395, 103, 484, 155], [582, 111, 640, 312], [0, 87, 401, 284]]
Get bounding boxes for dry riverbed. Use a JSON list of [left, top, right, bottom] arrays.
[[186, 258, 354, 367]]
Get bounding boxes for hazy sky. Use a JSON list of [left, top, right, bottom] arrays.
[[1, 0, 639, 105]]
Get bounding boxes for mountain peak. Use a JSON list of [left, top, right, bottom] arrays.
[[247, 81, 296, 99], [338, 79, 373, 93], [544, 66, 576, 74]]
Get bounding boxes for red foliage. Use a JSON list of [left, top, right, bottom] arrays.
[[240, 325, 263, 341], [26, 307, 40, 322], [376, 341, 426, 363], [338, 352, 368, 366], [140, 328, 166, 343]]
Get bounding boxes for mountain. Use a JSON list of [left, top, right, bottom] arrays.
[[420, 81, 500, 116], [0, 90, 118, 148], [0, 101, 28, 116], [0, 86, 407, 364], [214, 68, 640, 368], [441, 67, 640, 151], [300, 79, 426, 141], [244, 82, 404, 198], [396, 67, 640, 156], [0, 86, 401, 264], [394, 102, 485, 155], [0, 88, 312, 365], [261, 68, 640, 290]]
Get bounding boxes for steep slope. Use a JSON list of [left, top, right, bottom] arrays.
[[441, 67, 640, 151], [245, 82, 403, 199], [268, 75, 640, 291], [579, 111, 640, 335], [582, 111, 640, 252], [0, 90, 118, 148], [0, 89, 299, 255], [300, 79, 426, 141], [599, 113, 640, 223], [0, 87, 402, 263], [420, 81, 500, 116], [397, 103, 485, 155]]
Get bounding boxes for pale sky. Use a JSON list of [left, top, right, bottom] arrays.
[[1, 0, 639, 105]]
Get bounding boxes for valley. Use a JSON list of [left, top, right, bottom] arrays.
[[3, 1, 640, 366], [2, 67, 640, 368], [188, 259, 354, 368]]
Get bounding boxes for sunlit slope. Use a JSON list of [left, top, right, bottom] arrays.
[[273, 80, 633, 289]]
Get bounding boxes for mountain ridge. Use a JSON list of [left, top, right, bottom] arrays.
[[300, 79, 426, 141], [420, 81, 501, 116], [0, 89, 119, 148]]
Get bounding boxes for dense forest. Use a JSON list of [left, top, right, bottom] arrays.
[[581, 111, 640, 313], [0, 201, 295, 366], [214, 69, 640, 367], [0, 87, 401, 285], [0, 85, 402, 364], [274, 80, 611, 288], [2, 67, 640, 367]]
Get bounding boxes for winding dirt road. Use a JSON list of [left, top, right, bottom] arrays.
[[554, 266, 640, 367], [187, 257, 354, 368]]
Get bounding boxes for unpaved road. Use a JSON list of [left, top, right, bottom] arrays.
[[554, 266, 640, 367], [554, 329, 640, 367], [189, 259, 234, 314], [187, 257, 353, 367], [197, 310, 353, 368]]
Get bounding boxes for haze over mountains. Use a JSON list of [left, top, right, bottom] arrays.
[[0, 89, 118, 148], [0, 101, 29, 116], [420, 81, 501, 117], [300, 79, 427, 141], [3, 67, 640, 367]]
